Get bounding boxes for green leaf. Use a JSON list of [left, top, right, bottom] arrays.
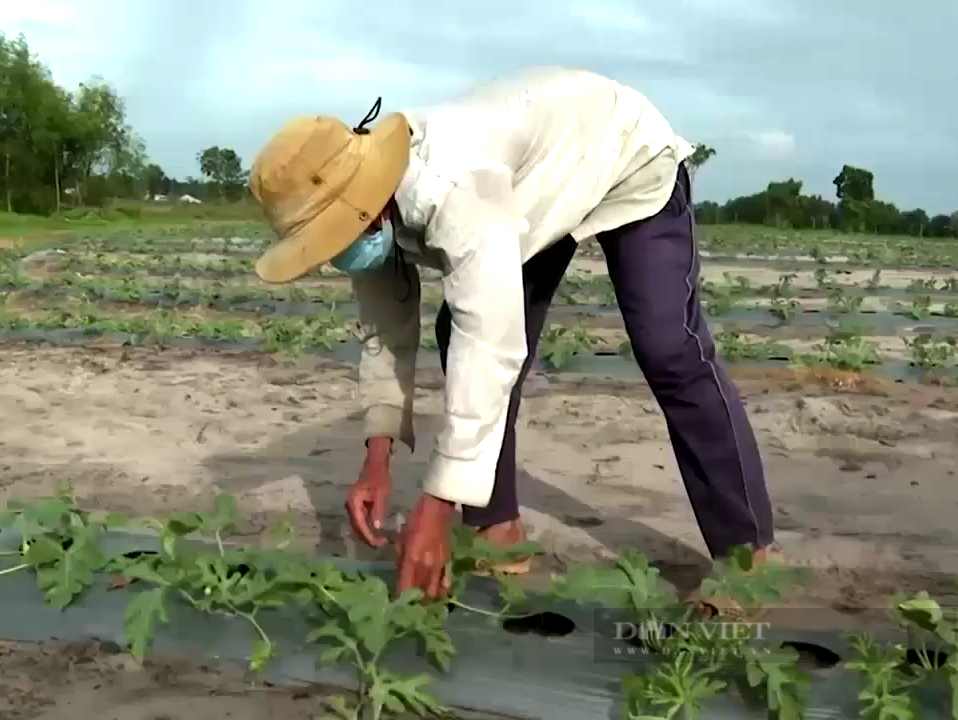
[[21, 497, 73, 531], [947, 657, 958, 720], [164, 512, 204, 536], [307, 621, 352, 647], [729, 545, 755, 572], [0, 510, 17, 528], [322, 695, 354, 720], [319, 645, 348, 665], [102, 512, 128, 528], [896, 592, 943, 632], [497, 575, 527, 607], [702, 553, 809, 608], [160, 531, 178, 559], [33, 531, 106, 609], [416, 607, 456, 672], [378, 672, 447, 716], [209, 494, 238, 533], [23, 535, 63, 565], [124, 587, 167, 660], [552, 561, 634, 607]]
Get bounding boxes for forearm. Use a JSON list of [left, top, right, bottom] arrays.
[[359, 344, 418, 450], [418, 175, 526, 507], [352, 260, 422, 451], [364, 435, 393, 466], [422, 330, 524, 507]]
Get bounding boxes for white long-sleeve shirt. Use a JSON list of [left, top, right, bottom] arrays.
[[350, 67, 695, 508]]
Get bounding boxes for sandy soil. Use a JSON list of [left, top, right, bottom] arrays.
[[0, 639, 327, 720], [2, 345, 956, 590], [571, 256, 958, 288], [2, 343, 958, 717]]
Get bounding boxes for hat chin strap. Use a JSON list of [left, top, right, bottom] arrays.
[[353, 97, 383, 135]]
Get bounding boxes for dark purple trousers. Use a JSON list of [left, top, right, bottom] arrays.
[[435, 164, 774, 559]]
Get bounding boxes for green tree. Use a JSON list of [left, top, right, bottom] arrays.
[[34, 83, 75, 211], [865, 200, 902, 234], [0, 34, 47, 212], [764, 178, 803, 227], [833, 165, 875, 203], [802, 194, 838, 229], [833, 165, 875, 231], [70, 78, 135, 204], [928, 214, 953, 238], [197, 146, 246, 200], [144, 164, 171, 196], [722, 192, 767, 224], [3, 30, 956, 236], [899, 208, 930, 237], [687, 144, 716, 181], [691, 159, 953, 238]]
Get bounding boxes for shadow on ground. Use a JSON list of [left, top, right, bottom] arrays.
[[201, 404, 712, 592]]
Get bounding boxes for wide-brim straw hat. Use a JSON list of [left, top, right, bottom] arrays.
[[248, 110, 411, 283]]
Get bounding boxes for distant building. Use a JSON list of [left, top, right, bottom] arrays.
[[179, 194, 202, 204]]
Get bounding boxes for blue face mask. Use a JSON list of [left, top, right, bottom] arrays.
[[330, 217, 395, 273]]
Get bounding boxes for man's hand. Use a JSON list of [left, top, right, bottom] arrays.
[[345, 436, 393, 548], [395, 493, 456, 600]]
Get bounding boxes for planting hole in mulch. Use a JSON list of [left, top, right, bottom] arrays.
[[501, 611, 576, 637], [780, 641, 841, 669]]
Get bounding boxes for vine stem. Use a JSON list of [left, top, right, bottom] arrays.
[[447, 597, 524, 619], [172, 588, 270, 656], [236, 609, 271, 657]]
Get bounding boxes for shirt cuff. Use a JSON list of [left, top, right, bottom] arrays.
[[364, 404, 415, 453], [422, 453, 494, 507]]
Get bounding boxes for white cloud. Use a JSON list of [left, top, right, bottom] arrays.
[[675, 0, 798, 25], [2, 0, 954, 212], [215, 2, 469, 111], [0, 0, 78, 25], [2, 1, 135, 90], [750, 130, 797, 157], [225, 53, 467, 106], [565, 0, 653, 32]]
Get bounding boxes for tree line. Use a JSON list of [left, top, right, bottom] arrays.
[[2, 31, 956, 239], [0, 33, 248, 213], [687, 146, 958, 238]]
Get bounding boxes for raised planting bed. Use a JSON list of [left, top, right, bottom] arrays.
[[64, 238, 269, 257], [531, 322, 958, 379], [698, 252, 958, 271], [547, 353, 957, 383], [58, 260, 256, 279], [0, 282, 353, 313], [0, 494, 953, 719], [2, 321, 957, 383], [553, 304, 958, 335], [36, 254, 447, 283], [0, 328, 364, 363]]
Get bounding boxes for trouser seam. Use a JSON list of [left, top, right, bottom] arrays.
[[677, 168, 761, 551]]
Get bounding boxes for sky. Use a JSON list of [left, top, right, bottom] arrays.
[[3, 0, 956, 214]]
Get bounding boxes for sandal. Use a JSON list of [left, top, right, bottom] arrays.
[[469, 519, 534, 576], [686, 547, 784, 621], [686, 589, 770, 621], [472, 557, 533, 577]]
